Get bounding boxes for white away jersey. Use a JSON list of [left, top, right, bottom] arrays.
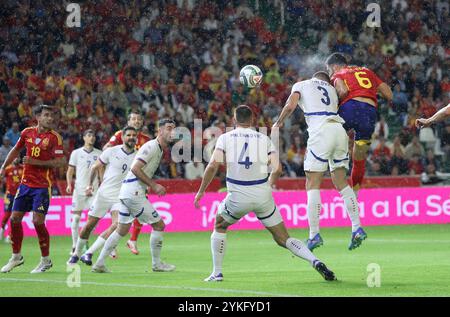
[[292, 79, 344, 136], [97, 145, 136, 196], [68, 147, 102, 193], [120, 139, 163, 198], [215, 127, 276, 193]]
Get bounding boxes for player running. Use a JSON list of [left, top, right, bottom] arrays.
[[0, 158, 23, 242], [195, 105, 336, 282], [66, 129, 102, 255], [416, 103, 450, 128], [0, 105, 65, 273], [104, 110, 150, 255], [92, 118, 176, 273], [67, 126, 137, 265], [325, 53, 393, 193], [273, 72, 366, 251]]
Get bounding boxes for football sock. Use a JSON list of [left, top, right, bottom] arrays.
[[130, 219, 142, 242], [211, 231, 227, 275], [286, 238, 318, 266], [11, 221, 23, 254], [70, 214, 81, 249], [85, 236, 106, 255], [351, 159, 366, 189], [74, 238, 88, 257], [1, 211, 11, 229], [340, 185, 361, 232], [34, 223, 50, 257], [307, 189, 321, 239], [150, 230, 164, 266], [96, 231, 122, 267]]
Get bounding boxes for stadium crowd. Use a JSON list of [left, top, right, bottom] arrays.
[[0, 0, 449, 190]]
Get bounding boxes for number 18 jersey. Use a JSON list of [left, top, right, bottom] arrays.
[[292, 79, 343, 137], [97, 145, 136, 197]]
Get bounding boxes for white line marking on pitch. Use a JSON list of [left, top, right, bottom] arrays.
[[0, 277, 300, 297]]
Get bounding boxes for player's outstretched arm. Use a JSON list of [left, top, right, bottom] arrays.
[[0, 145, 21, 177], [416, 104, 450, 128], [377, 82, 393, 101], [194, 149, 223, 208], [273, 91, 300, 129]]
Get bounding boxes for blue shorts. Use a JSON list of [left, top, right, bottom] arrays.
[[12, 184, 51, 214], [338, 100, 377, 141], [4, 193, 15, 213]]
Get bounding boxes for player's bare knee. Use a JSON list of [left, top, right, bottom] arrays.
[[214, 216, 228, 232], [152, 220, 165, 231], [117, 223, 130, 236]]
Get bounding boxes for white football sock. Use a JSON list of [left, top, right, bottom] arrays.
[[12, 253, 22, 260], [96, 231, 122, 267], [211, 231, 227, 275], [85, 236, 106, 255], [340, 186, 361, 232], [74, 238, 88, 257], [150, 231, 164, 266], [286, 237, 318, 266], [307, 190, 321, 239], [70, 214, 81, 248]]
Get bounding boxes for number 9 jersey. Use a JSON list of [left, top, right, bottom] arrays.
[[331, 66, 383, 107]]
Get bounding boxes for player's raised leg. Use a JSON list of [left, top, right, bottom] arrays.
[[331, 167, 367, 250], [305, 171, 324, 251]]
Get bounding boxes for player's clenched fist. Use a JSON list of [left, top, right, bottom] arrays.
[[151, 183, 166, 196], [415, 118, 431, 128]]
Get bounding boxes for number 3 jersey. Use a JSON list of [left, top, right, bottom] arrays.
[[68, 147, 102, 194], [97, 145, 136, 197], [16, 126, 64, 188], [331, 66, 383, 107], [292, 78, 344, 137], [215, 127, 276, 196]]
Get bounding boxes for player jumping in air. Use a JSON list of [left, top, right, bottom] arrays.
[[92, 119, 176, 273], [0, 158, 23, 242], [67, 126, 137, 265], [325, 53, 393, 193], [273, 72, 366, 250], [104, 110, 150, 255], [195, 105, 336, 282], [0, 105, 65, 273], [66, 129, 102, 255]]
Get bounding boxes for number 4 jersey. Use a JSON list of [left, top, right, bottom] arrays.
[[97, 145, 136, 197], [292, 78, 344, 137], [331, 66, 383, 107]]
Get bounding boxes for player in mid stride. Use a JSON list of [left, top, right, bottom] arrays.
[[273, 72, 366, 251], [195, 105, 336, 282], [0, 105, 65, 273], [92, 119, 177, 273]]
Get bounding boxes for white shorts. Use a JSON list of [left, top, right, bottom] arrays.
[[304, 122, 349, 172], [71, 189, 94, 212], [217, 191, 283, 228], [88, 192, 121, 219], [118, 196, 161, 225]]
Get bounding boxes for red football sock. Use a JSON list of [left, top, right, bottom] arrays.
[[130, 219, 142, 242], [1, 211, 11, 229], [11, 221, 23, 254], [351, 159, 366, 188], [35, 223, 50, 257]]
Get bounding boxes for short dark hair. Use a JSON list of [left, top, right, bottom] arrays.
[[313, 71, 331, 83], [325, 53, 347, 66], [235, 105, 253, 124], [122, 126, 137, 135], [127, 110, 143, 120], [34, 104, 54, 116], [83, 129, 95, 136], [158, 118, 176, 128]]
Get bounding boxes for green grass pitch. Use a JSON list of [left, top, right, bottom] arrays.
[[0, 224, 449, 297]]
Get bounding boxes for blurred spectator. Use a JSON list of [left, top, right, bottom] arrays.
[[373, 116, 389, 140], [0, 137, 12, 166], [5, 122, 20, 146], [405, 136, 425, 159], [408, 154, 425, 175]]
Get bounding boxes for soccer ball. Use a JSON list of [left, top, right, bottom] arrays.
[[239, 65, 263, 88]]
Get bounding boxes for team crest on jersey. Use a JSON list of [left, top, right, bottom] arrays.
[[42, 138, 49, 147], [93, 156, 98, 160], [27, 138, 33, 143]]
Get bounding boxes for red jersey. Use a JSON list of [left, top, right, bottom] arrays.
[[108, 130, 151, 150], [4, 164, 24, 195], [332, 66, 383, 107], [16, 127, 64, 188]]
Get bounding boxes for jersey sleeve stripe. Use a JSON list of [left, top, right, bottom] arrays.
[[50, 130, 63, 145], [137, 158, 147, 164], [98, 157, 106, 165]]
